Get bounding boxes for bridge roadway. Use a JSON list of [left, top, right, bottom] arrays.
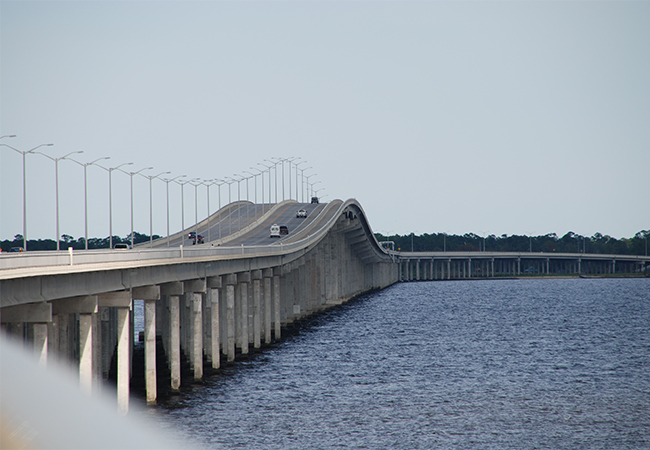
[[146, 200, 331, 248]]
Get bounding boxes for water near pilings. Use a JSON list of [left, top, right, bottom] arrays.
[[134, 278, 650, 450]]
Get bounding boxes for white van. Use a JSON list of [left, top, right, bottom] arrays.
[[269, 224, 281, 238]]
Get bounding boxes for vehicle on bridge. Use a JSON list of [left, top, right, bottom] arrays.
[[188, 232, 204, 245], [9, 247, 24, 253], [113, 243, 130, 250], [311, 196, 319, 204], [269, 224, 289, 238], [296, 209, 308, 218]]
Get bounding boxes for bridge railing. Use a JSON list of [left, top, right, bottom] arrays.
[[0, 235, 325, 273]]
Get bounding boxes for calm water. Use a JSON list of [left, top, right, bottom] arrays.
[[145, 278, 650, 449]]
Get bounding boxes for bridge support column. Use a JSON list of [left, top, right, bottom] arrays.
[[252, 270, 262, 350], [133, 286, 160, 405], [273, 268, 281, 341], [97, 291, 131, 413], [207, 276, 222, 369], [161, 282, 183, 392], [224, 274, 237, 362], [1, 302, 52, 367], [263, 269, 273, 344], [185, 279, 206, 381], [192, 293, 203, 380], [52, 296, 98, 394], [236, 273, 251, 356], [468, 258, 472, 278], [117, 307, 129, 414], [416, 259, 420, 281]]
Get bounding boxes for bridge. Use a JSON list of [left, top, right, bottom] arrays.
[[0, 198, 397, 416], [1, 197, 648, 420]]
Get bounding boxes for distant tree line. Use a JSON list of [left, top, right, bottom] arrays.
[[375, 230, 649, 256], [1, 232, 162, 252]]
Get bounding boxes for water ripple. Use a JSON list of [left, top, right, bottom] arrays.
[[152, 278, 650, 450]]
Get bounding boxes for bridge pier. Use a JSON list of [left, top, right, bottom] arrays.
[[1, 302, 52, 367], [252, 270, 262, 350], [160, 282, 183, 392], [133, 286, 160, 405], [263, 269, 273, 344], [225, 274, 237, 362], [236, 272, 250, 356], [207, 276, 222, 369]]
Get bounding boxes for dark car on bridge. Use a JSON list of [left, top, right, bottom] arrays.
[[188, 232, 204, 245]]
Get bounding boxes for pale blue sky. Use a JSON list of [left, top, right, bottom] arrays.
[[1, 0, 649, 242]]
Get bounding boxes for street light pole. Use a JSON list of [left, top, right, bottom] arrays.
[[143, 171, 170, 247], [285, 157, 299, 200], [310, 180, 321, 199], [214, 180, 224, 239], [35, 149, 84, 250], [122, 166, 153, 247], [1, 143, 54, 251], [271, 157, 287, 201], [70, 156, 110, 250], [300, 167, 312, 202], [176, 178, 200, 237], [294, 160, 306, 201], [225, 176, 244, 232], [98, 162, 133, 249], [241, 171, 251, 221], [244, 170, 260, 216], [264, 159, 279, 203], [202, 179, 216, 242], [258, 162, 273, 205], [222, 178, 236, 236], [190, 178, 204, 244], [162, 175, 186, 247], [304, 173, 317, 201]]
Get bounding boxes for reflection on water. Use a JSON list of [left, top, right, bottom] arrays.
[[146, 278, 650, 449]]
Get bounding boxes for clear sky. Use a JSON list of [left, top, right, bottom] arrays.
[[1, 0, 649, 243]]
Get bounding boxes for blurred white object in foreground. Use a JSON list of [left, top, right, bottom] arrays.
[[0, 335, 198, 450]]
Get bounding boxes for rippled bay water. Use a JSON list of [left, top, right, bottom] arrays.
[[147, 278, 650, 449]]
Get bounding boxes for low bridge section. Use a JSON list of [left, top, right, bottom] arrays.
[[397, 251, 650, 280]]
